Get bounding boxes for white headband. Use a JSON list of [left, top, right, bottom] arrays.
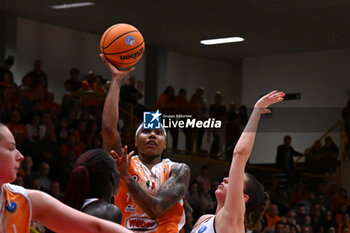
[[135, 123, 167, 137]]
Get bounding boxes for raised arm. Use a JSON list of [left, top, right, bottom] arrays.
[[28, 189, 132, 233], [100, 54, 134, 155], [216, 91, 285, 232], [111, 148, 191, 219]]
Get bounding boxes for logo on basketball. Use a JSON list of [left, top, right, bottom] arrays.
[[126, 35, 136, 46]]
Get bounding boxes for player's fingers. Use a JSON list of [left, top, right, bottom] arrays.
[[110, 150, 118, 160], [127, 151, 135, 162]]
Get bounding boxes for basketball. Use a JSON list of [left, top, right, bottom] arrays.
[[100, 23, 145, 68]]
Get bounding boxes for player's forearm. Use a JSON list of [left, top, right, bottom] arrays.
[[233, 108, 263, 160], [122, 176, 163, 219], [102, 77, 122, 151]]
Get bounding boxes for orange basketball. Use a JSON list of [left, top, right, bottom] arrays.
[[100, 23, 145, 68]]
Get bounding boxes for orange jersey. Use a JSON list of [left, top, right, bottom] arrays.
[[1, 184, 31, 233], [115, 156, 185, 233]]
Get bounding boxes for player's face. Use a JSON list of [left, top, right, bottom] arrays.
[[0, 127, 24, 184], [215, 175, 249, 204], [135, 128, 166, 156], [215, 177, 228, 203]]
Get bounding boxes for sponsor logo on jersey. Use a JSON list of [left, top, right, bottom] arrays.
[[198, 225, 207, 233], [124, 205, 136, 212], [146, 179, 155, 190], [5, 201, 17, 213], [132, 174, 139, 182], [126, 217, 158, 230]]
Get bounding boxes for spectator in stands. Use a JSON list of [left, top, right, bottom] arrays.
[[56, 117, 70, 145], [0, 70, 16, 89], [225, 102, 241, 160], [60, 134, 82, 159], [276, 135, 302, 184], [335, 203, 349, 227], [25, 59, 48, 89], [334, 188, 350, 209], [185, 181, 200, 211], [238, 104, 248, 126], [323, 210, 336, 233], [1, 87, 22, 122], [309, 203, 325, 233], [49, 181, 63, 200], [209, 91, 226, 158], [38, 161, 52, 192], [300, 225, 312, 233], [328, 226, 337, 233], [120, 75, 142, 106], [0, 56, 14, 82], [322, 136, 339, 174], [175, 88, 192, 152], [192, 87, 208, 154], [338, 213, 350, 233], [295, 203, 308, 227], [274, 221, 286, 233], [65, 68, 82, 92], [157, 86, 178, 151], [183, 210, 194, 233], [20, 155, 36, 188], [6, 109, 27, 145], [26, 114, 40, 143], [265, 203, 281, 231], [39, 111, 53, 140]]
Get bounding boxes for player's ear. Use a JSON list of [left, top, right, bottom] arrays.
[[134, 138, 138, 147]]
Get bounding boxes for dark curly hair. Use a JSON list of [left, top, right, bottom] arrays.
[[244, 173, 270, 230], [62, 149, 119, 210]]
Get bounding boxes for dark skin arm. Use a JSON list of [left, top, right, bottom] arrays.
[[110, 148, 191, 219], [100, 54, 134, 155], [83, 201, 122, 224]]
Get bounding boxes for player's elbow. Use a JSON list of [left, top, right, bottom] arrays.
[[233, 148, 248, 158]]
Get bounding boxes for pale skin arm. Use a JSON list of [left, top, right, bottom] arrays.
[[215, 91, 285, 233], [28, 189, 132, 233], [101, 54, 134, 155], [110, 147, 191, 219]]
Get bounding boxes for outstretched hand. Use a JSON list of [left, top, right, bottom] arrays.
[[110, 145, 135, 181], [254, 90, 285, 114], [100, 54, 135, 80]]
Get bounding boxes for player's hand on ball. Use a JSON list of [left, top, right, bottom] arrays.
[[100, 54, 135, 81]]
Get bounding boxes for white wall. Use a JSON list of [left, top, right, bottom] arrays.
[[159, 50, 241, 106], [13, 18, 146, 103], [243, 49, 349, 163]]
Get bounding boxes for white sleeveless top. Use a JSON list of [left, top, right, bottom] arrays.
[[191, 215, 216, 233]]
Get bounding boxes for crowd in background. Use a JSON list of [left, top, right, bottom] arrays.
[[0, 58, 350, 233]]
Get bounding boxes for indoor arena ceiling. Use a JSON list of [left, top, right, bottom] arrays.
[[2, 0, 350, 63]]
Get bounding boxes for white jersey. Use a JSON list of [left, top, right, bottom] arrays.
[[191, 215, 216, 233]]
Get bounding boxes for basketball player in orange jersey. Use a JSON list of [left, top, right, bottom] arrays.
[[100, 53, 190, 233], [191, 91, 285, 233], [0, 123, 132, 233]]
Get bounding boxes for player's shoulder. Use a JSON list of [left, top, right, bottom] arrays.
[[169, 161, 190, 178], [192, 214, 215, 230]]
